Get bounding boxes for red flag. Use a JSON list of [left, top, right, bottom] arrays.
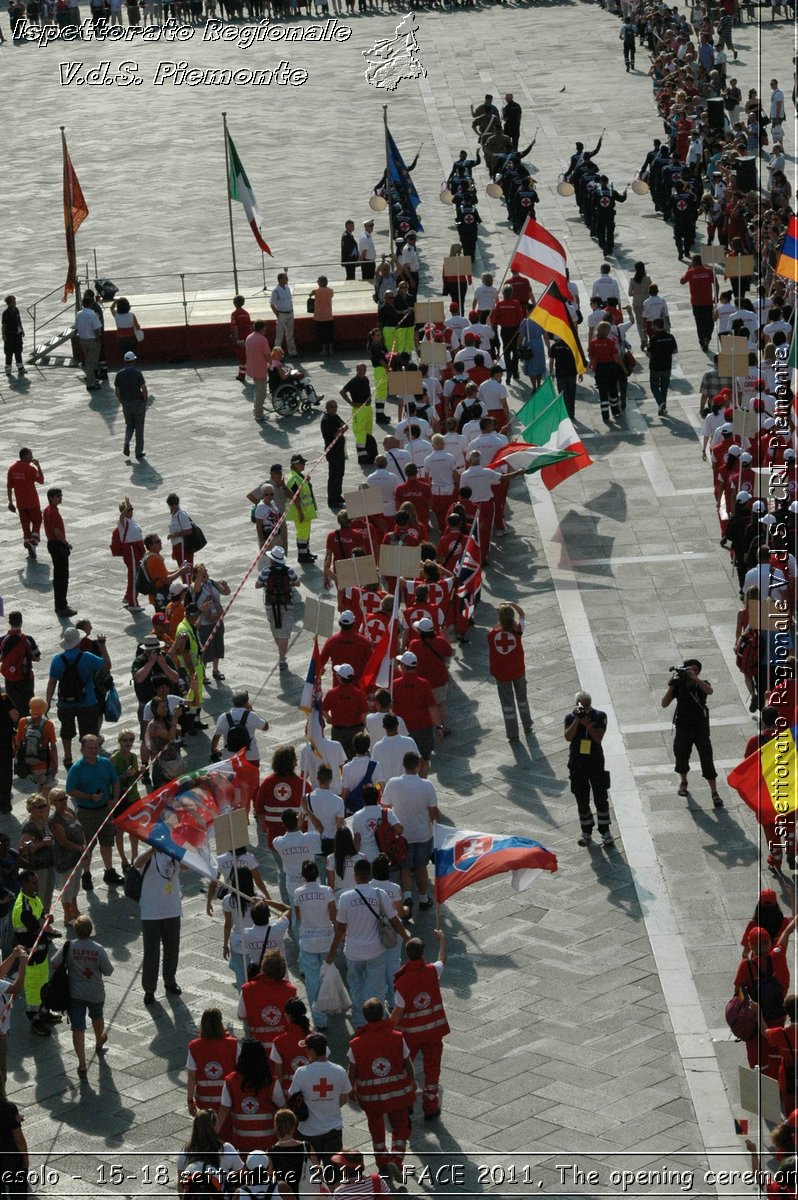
[[361, 589, 400, 691], [454, 514, 482, 622], [62, 132, 89, 302], [510, 218, 569, 297]]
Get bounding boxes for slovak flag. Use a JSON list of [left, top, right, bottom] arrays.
[[434, 823, 557, 904], [454, 513, 482, 621]]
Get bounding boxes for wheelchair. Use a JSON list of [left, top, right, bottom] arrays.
[[269, 377, 324, 418]]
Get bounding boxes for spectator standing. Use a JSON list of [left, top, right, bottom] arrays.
[[42, 486, 75, 617], [45, 626, 109, 767], [321, 400, 347, 511], [75, 295, 103, 391], [48, 788, 87, 926], [51, 914, 112, 1077], [2, 295, 25, 375], [359, 221, 377, 281], [661, 660, 723, 808], [341, 220, 359, 281], [65, 733, 123, 887], [6, 449, 44, 560], [13, 697, 57, 791], [311, 276, 335, 357], [135, 846, 183, 1005], [270, 272, 297, 358], [18, 795, 55, 913], [245, 321, 271, 424], [0, 611, 40, 716], [116, 497, 145, 613], [231, 295, 252, 383]]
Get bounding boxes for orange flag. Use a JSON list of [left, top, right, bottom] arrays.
[[62, 131, 88, 302]]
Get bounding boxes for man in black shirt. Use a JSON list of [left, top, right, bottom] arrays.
[[661, 659, 722, 808], [340, 220, 358, 281], [501, 93, 523, 150], [321, 400, 346, 510], [647, 319, 678, 416], [548, 337, 580, 420], [563, 691, 615, 848], [114, 352, 149, 460]]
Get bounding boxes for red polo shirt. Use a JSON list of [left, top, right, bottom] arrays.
[[322, 683, 367, 727], [680, 265, 715, 307], [42, 503, 65, 541], [490, 299, 524, 329], [392, 673, 436, 730]]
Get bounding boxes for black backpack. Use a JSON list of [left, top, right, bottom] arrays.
[[264, 564, 292, 607], [225, 712, 251, 752], [747, 959, 785, 1026], [457, 401, 480, 434], [135, 555, 155, 597], [40, 943, 71, 1015], [57, 652, 87, 706]]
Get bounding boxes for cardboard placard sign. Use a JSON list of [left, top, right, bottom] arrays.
[[747, 599, 791, 631], [303, 596, 337, 640], [343, 487, 385, 518], [718, 335, 750, 356], [335, 554, 379, 588], [443, 256, 473, 278], [749, 467, 771, 499], [213, 807, 249, 857], [724, 254, 755, 279], [388, 370, 423, 397], [700, 245, 726, 265], [379, 543, 421, 579], [738, 1065, 783, 1123], [414, 300, 446, 324], [732, 408, 756, 439], [420, 341, 449, 366]]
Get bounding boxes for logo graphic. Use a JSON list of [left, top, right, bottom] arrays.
[[453, 834, 493, 871], [413, 991, 431, 1010], [261, 1005, 281, 1026], [372, 1056, 392, 1077], [363, 13, 426, 92], [291, 1054, 310, 1073], [241, 1096, 260, 1114], [274, 782, 293, 802], [205, 1060, 224, 1080]]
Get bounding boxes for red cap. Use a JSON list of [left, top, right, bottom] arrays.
[[449, 302, 459, 312], [724, 406, 734, 420], [746, 925, 771, 948], [759, 888, 779, 905], [753, 398, 765, 412]]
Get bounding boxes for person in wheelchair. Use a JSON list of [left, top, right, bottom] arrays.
[[268, 348, 323, 406]]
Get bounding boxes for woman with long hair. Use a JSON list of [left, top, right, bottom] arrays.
[[326, 827, 364, 897], [116, 497, 145, 611], [189, 562, 230, 683], [269, 1108, 322, 1199], [186, 1008, 239, 1128], [145, 696, 183, 789], [222, 867, 256, 991], [109, 297, 142, 357], [627, 262, 652, 349], [177, 1108, 243, 1197], [269, 997, 311, 1094], [216, 1039, 284, 1154]]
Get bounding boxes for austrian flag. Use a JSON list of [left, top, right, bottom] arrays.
[[509, 217, 569, 297], [226, 129, 272, 256]]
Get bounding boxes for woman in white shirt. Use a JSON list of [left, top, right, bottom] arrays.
[[222, 868, 255, 992], [110, 297, 142, 357], [371, 853, 404, 1006], [177, 1110, 243, 1196], [116, 497, 145, 612], [292, 860, 336, 1031], [326, 827, 366, 897]]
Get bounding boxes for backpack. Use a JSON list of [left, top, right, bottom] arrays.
[[345, 761, 378, 815], [746, 958, 785, 1026], [123, 857, 151, 903], [457, 400, 480, 434], [225, 711, 251, 752], [364, 433, 378, 464], [14, 717, 48, 778], [735, 628, 760, 677], [110, 526, 124, 557], [725, 990, 758, 1042], [0, 632, 33, 681], [135, 554, 155, 597], [264, 564, 292, 607], [178, 1163, 224, 1197], [57, 652, 87, 707], [40, 943, 71, 1016], [375, 808, 408, 867]]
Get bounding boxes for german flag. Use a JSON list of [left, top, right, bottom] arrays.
[[775, 214, 798, 285], [61, 131, 89, 303], [528, 281, 586, 374]]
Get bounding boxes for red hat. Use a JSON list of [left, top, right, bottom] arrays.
[[746, 925, 771, 949], [759, 888, 779, 906], [449, 302, 460, 312], [753, 398, 765, 412], [468, 309, 479, 321], [724, 406, 734, 420], [434, 331, 445, 342], [464, 332, 478, 344], [151, 613, 168, 630], [755, 377, 766, 389]]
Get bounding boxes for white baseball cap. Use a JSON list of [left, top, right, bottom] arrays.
[[752, 500, 766, 513], [412, 617, 435, 633], [169, 579, 187, 596], [727, 444, 742, 457], [736, 491, 752, 503], [334, 663, 354, 679], [123, 351, 137, 362], [339, 610, 356, 627], [396, 651, 417, 667]]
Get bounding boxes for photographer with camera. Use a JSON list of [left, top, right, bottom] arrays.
[[563, 691, 615, 849], [661, 659, 723, 809]]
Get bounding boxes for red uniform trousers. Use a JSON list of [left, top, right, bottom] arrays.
[[173, 542, 194, 573], [493, 476, 511, 532], [362, 1103, 411, 1171], [407, 1037, 444, 1115], [430, 493, 453, 538], [123, 540, 144, 606], [17, 505, 42, 549], [475, 499, 495, 562]]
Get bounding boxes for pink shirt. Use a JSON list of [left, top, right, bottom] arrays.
[[245, 331, 271, 380]]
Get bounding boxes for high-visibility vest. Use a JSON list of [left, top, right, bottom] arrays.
[[348, 1020, 416, 1111], [393, 959, 450, 1044], [223, 1071, 280, 1152], [188, 1034, 239, 1110], [240, 977, 297, 1048]]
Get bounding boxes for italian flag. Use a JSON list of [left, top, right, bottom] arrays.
[[488, 441, 577, 476], [512, 378, 593, 490], [226, 130, 272, 256]]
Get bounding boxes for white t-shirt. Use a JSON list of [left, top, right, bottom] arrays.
[[335, 883, 393, 961], [177, 1145, 243, 1179], [587, 308, 608, 337], [371, 734, 419, 784], [299, 739, 346, 790], [326, 851, 367, 896], [701, 411, 725, 439], [168, 507, 193, 547], [289, 1061, 350, 1136], [422, 450, 457, 494], [468, 432, 507, 461], [0, 979, 13, 1036], [293, 882, 335, 952], [396, 416, 433, 442], [142, 693, 183, 722], [272, 830, 321, 895], [716, 302, 737, 334], [374, 876, 403, 917], [216, 850, 259, 881], [75, 308, 102, 339], [460, 465, 503, 502], [444, 315, 470, 350], [462, 419, 484, 446], [473, 285, 498, 312], [384, 448, 412, 483], [382, 774, 437, 844], [307, 788, 345, 839], [591, 275, 620, 303], [365, 711, 408, 747], [442, 432, 467, 470], [406, 438, 434, 473], [366, 468, 399, 517], [348, 804, 401, 862], [214, 707, 268, 764], [139, 851, 182, 921], [763, 320, 792, 342], [222, 892, 251, 954], [477, 379, 507, 415], [242, 915, 290, 963], [342, 755, 385, 796], [468, 321, 493, 352]]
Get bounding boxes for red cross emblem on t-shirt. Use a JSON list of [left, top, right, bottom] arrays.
[[493, 632, 517, 656], [313, 1076, 335, 1099], [274, 782, 293, 802]]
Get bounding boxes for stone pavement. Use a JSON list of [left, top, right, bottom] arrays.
[[1, 2, 793, 1196]]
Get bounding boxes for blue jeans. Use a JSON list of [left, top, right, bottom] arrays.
[[299, 947, 328, 1030], [228, 951, 246, 991], [383, 942, 402, 1007], [346, 953, 386, 1026]]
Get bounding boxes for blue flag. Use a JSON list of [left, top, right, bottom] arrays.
[[386, 130, 423, 232]]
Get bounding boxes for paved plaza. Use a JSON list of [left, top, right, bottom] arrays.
[[1, 2, 794, 1196]]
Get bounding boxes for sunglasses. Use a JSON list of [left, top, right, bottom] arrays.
[[33, 804, 48, 810]]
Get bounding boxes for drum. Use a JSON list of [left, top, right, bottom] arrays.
[[631, 178, 650, 195], [439, 188, 454, 205], [486, 182, 503, 198], [369, 194, 388, 212], [556, 178, 575, 196]]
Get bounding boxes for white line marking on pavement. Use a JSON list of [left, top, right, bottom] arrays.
[[641, 448, 677, 496], [569, 551, 712, 567]]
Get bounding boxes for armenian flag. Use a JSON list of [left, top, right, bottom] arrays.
[[528, 282, 586, 373], [775, 215, 798, 285], [434, 823, 557, 904], [727, 721, 798, 826]]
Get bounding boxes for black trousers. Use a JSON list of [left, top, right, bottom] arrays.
[[569, 767, 610, 834], [673, 725, 717, 780], [692, 304, 714, 347], [47, 539, 70, 611], [344, 263, 357, 280], [501, 325, 520, 381], [361, 262, 376, 281], [141, 916, 181, 993], [3, 335, 23, 367], [121, 402, 146, 456], [557, 374, 577, 420], [5, 680, 33, 718], [327, 453, 345, 506]]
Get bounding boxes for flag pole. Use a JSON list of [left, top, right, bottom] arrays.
[[432, 821, 441, 929], [222, 112, 240, 294], [383, 104, 396, 262]]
